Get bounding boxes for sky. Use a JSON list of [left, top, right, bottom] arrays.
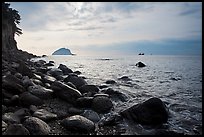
[[8, 2, 202, 56]]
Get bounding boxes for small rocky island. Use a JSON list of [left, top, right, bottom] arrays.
[[52, 48, 75, 55]]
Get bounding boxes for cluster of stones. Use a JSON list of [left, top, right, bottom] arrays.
[[2, 51, 174, 135]]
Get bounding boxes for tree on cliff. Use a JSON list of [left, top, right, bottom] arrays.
[[2, 2, 22, 36]]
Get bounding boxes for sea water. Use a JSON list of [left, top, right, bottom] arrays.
[[33, 55, 202, 135]]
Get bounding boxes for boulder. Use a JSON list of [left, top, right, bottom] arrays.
[[2, 74, 25, 94], [47, 68, 63, 78], [51, 81, 82, 104], [22, 76, 34, 88], [58, 64, 73, 74], [118, 76, 132, 81], [136, 62, 146, 67], [92, 96, 113, 113], [78, 85, 99, 94], [105, 80, 116, 84], [17, 61, 34, 78], [19, 92, 44, 107], [42, 75, 56, 84], [3, 124, 30, 135], [23, 117, 51, 135], [33, 109, 57, 121], [82, 110, 100, 123], [76, 97, 94, 108], [61, 115, 95, 133], [28, 85, 54, 99], [64, 75, 87, 89], [120, 97, 168, 125], [68, 107, 84, 115], [2, 112, 20, 124], [104, 88, 128, 102]]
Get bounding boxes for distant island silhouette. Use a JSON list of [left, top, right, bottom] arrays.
[[52, 48, 75, 55]]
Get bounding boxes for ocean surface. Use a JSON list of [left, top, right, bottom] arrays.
[[33, 55, 202, 135]]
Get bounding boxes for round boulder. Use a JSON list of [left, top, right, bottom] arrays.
[[136, 62, 146, 67], [61, 115, 95, 133], [92, 96, 113, 113], [23, 117, 51, 135], [120, 97, 168, 125]]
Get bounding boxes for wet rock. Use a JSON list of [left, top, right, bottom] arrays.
[[64, 75, 88, 89], [76, 97, 94, 108], [82, 110, 100, 123], [19, 92, 44, 107], [61, 115, 95, 133], [2, 121, 8, 133], [22, 76, 34, 88], [118, 76, 132, 81], [10, 95, 20, 105], [28, 85, 54, 99], [51, 81, 82, 104], [36, 67, 49, 74], [45, 62, 54, 66], [47, 68, 63, 78], [42, 75, 56, 84], [98, 113, 123, 127], [33, 109, 57, 121], [106, 80, 116, 84], [154, 129, 184, 135], [2, 74, 25, 94], [120, 97, 168, 125], [32, 79, 44, 86], [68, 107, 84, 115], [3, 124, 30, 135], [136, 62, 146, 67], [23, 117, 51, 135], [29, 105, 38, 113], [17, 61, 34, 78], [93, 93, 110, 98], [74, 70, 82, 75], [104, 88, 128, 102], [79, 84, 99, 94], [99, 85, 108, 89], [58, 64, 73, 75], [2, 112, 20, 124], [66, 82, 77, 89], [14, 108, 31, 120], [14, 72, 23, 79], [92, 96, 113, 113]]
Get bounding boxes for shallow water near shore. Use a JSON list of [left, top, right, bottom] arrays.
[[32, 55, 202, 135]]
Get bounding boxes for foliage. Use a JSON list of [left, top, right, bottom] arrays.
[[2, 2, 23, 36]]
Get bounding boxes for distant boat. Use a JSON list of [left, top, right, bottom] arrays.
[[138, 53, 144, 55]]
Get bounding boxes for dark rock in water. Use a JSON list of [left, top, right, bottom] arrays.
[[44, 62, 54, 66], [104, 88, 128, 102], [92, 96, 113, 113], [76, 97, 94, 108], [64, 75, 87, 89], [106, 80, 116, 84], [33, 109, 57, 121], [17, 61, 34, 78], [74, 70, 82, 75], [42, 55, 47, 57], [99, 85, 108, 89], [3, 124, 30, 135], [61, 115, 95, 133], [19, 92, 44, 107], [79, 85, 99, 94], [58, 64, 73, 75], [51, 81, 82, 104], [82, 110, 100, 123], [28, 85, 54, 100], [2, 74, 25, 94], [23, 117, 51, 135], [118, 76, 132, 81], [136, 62, 146, 67], [120, 97, 168, 125], [98, 113, 122, 127]]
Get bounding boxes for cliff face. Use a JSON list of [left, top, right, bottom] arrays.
[[2, 16, 18, 53], [2, 2, 18, 54]]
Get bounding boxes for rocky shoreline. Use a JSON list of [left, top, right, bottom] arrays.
[[2, 49, 187, 135]]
